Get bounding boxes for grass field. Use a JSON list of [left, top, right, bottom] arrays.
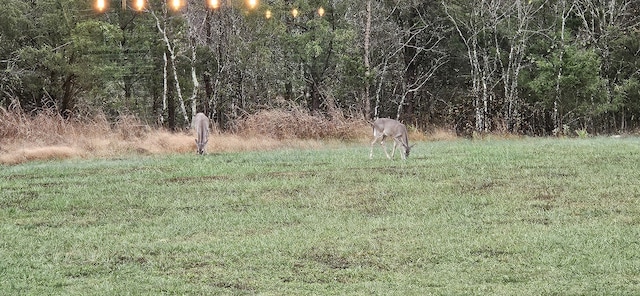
[[2, 137, 640, 294]]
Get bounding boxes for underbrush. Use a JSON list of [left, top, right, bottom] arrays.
[[0, 104, 461, 165], [235, 104, 369, 140], [0, 108, 190, 165], [2, 107, 447, 165]]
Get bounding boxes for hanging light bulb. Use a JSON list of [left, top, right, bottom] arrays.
[[169, 0, 184, 11], [317, 7, 325, 17], [265, 9, 272, 19], [246, 0, 258, 9], [208, 0, 220, 10], [134, 0, 145, 11], [95, 0, 108, 12], [291, 8, 299, 18]]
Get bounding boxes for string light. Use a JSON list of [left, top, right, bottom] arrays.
[[246, 0, 258, 10], [133, 0, 145, 11], [169, 0, 184, 11], [95, 0, 107, 12], [93, 0, 326, 19], [208, 0, 220, 10]]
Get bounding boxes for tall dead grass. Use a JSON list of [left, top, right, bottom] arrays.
[[0, 108, 192, 165], [0, 106, 451, 165], [234, 103, 369, 140], [0, 107, 366, 165]]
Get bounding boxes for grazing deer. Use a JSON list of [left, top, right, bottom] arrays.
[[369, 118, 413, 160], [194, 112, 209, 155]]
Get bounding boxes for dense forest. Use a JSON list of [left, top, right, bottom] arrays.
[[1, 0, 639, 136]]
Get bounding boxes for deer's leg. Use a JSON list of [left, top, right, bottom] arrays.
[[394, 137, 406, 160], [370, 137, 379, 159], [381, 136, 392, 159], [370, 133, 384, 159], [391, 140, 398, 159]]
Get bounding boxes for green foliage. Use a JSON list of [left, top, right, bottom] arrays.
[[0, 0, 29, 51], [575, 128, 589, 138], [614, 78, 640, 114], [3, 138, 640, 293], [526, 46, 608, 126], [608, 28, 640, 116], [70, 20, 124, 88], [1, 0, 640, 133], [71, 20, 122, 52]]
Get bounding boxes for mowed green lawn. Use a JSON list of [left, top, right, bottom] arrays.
[[2, 137, 640, 294]]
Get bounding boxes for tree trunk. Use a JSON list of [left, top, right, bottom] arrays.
[[400, 12, 418, 122], [363, 0, 372, 120], [160, 51, 168, 125], [61, 74, 76, 118], [167, 71, 176, 131], [188, 36, 199, 124], [152, 9, 189, 126], [554, 0, 571, 135]]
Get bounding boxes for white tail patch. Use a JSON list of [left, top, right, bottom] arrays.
[[194, 112, 209, 155], [369, 118, 413, 160]]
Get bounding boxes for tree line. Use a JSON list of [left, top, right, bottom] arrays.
[[1, 0, 639, 135]]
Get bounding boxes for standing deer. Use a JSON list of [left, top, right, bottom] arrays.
[[369, 118, 413, 160], [194, 112, 209, 155]]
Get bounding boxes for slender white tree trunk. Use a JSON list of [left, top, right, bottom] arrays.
[[444, 1, 488, 133], [363, 0, 372, 119], [160, 51, 168, 124], [151, 9, 189, 125], [189, 37, 199, 125], [554, 0, 572, 135]]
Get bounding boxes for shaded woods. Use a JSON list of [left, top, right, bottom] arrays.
[[1, 0, 640, 136]]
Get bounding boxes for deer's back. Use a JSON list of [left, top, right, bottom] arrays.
[[195, 113, 209, 137], [373, 118, 406, 137]]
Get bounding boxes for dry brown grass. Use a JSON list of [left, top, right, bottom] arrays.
[[0, 107, 452, 165], [0, 146, 85, 165], [235, 104, 369, 141], [0, 108, 365, 165], [0, 108, 195, 164], [425, 127, 459, 141]]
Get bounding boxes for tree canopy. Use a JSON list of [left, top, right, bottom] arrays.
[[1, 0, 639, 135]]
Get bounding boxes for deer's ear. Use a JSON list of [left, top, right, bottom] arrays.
[[203, 140, 208, 145], [195, 139, 198, 144]]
